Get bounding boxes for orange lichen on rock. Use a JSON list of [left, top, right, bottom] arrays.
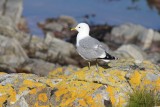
[[142, 60, 155, 69], [18, 86, 29, 94], [106, 85, 128, 107], [0, 72, 6, 75], [23, 80, 44, 88], [0, 59, 159, 107], [8, 88, 17, 104], [49, 66, 79, 79], [54, 80, 103, 107], [44, 79, 55, 88], [69, 66, 107, 83], [106, 86, 116, 105], [129, 71, 141, 88], [0, 84, 17, 105], [0, 95, 8, 105], [38, 93, 48, 102], [34, 101, 50, 107], [129, 69, 160, 91], [155, 78, 160, 90], [78, 99, 87, 106], [29, 88, 38, 94]]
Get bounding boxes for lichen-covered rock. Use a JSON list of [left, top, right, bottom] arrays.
[[48, 65, 80, 79], [0, 59, 159, 107], [49, 59, 160, 107], [0, 73, 60, 107]]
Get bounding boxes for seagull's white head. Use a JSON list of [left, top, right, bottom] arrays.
[[71, 23, 90, 34]]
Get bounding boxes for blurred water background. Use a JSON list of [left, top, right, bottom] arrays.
[[23, 0, 160, 36]]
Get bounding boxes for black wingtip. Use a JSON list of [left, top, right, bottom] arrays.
[[105, 52, 117, 60], [98, 52, 118, 60]]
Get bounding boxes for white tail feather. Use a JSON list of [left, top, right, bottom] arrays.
[[102, 59, 110, 62]]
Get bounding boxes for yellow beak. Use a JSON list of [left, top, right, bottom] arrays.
[[71, 28, 76, 31]]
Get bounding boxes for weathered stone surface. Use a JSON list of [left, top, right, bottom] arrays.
[[0, 0, 5, 15], [0, 15, 15, 29], [138, 29, 154, 50], [0, 15, 29, 45], [116, 44, 147, 63], [0, 0, 23, 23], [38, 15, 77, 39], [26, 34, 79, 65], [48, 65, 80, 79], [0, 16, 79, 66], [0, 35, 28, 67], [59, 15, 77, 26], [18, 59, 58, 76], [147, 52, 160, 64], [0, 73, 57, 107], [153, 31, 160, 42], [0, 59, 159, 107], [45, 33, 76, 57], [111, 23, 145, 43], [111, 23, 160, 48]]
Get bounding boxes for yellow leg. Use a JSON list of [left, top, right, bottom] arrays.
[[88, 62, 91, 70], [96, 59, 99, 72]]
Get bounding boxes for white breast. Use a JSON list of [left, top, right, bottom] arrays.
[[76, 33, 89, 47]]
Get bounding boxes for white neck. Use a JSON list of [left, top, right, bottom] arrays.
[[76, 31, 89, 46]]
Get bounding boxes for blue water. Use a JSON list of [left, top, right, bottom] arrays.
[[23, 0, 160, 36]]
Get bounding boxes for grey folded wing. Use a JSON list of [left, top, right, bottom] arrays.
[[77, 37, 107, 60]]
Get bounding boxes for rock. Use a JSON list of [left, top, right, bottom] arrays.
[[44, 22, 63, 32], [38, 16, 77, 39], [59, 15, 77, 27], [153, 31, 160, 42], [0, 0, 5, 15], [111, 23, 160, 48], [44, 32, 55, 44], [18, 59, 59, 76], [0, 0, 28, 33], [0, 23, 79, 66], [111, 23, 145, 43], [17, 17, 29, 33], [44, 33, 78, 65], [0, 15, 15, 29], [48, 65, 80, 79], [147, 52, 160, 64], [0, 59, 159, 106], [0, 0, 23, 24], [45, 34, 76, 57], [0, 15, 29, 45], [0, 73, 59, 106], [116, 44, 147, 63], [0, 35, 28, 67], [27, 35, 48, 54], [49, 59, 160, 107], [23, 33, 79, 66], [138, 29, 154, 50]]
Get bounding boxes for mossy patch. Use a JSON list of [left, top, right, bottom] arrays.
[[127, 89, 160, 107]]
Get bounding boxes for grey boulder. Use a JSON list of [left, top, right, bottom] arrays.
[[0, 35, 28, 67]]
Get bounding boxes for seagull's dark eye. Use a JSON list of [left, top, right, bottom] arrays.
[[79, 27, 80, 28]]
